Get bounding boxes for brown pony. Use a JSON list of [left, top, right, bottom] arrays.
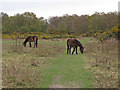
[[67, 38, 84, 54], [23, 36, 38, 47]]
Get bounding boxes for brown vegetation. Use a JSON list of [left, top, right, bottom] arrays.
[[85, 38, 118, 88]]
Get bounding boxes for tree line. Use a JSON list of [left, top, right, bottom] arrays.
[[1, 11, 118, 34]]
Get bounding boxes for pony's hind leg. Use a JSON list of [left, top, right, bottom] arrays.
[[67, 45, 69, 54], [72, 47, 75, 55]]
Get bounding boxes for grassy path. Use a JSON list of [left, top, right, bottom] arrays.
[[39, 38, 94, 88]]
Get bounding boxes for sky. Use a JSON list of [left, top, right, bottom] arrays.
[[0, 0, 120, 19]]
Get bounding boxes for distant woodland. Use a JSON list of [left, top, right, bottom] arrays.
[[1, 11, 118, 34]]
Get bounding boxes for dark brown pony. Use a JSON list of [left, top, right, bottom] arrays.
[[67, 38, 84, 54], [23, 36, 38, 47]]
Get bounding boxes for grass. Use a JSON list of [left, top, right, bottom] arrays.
[[2, 37, 118, 88], [40, 54, 94, 88], [38, 37, 94, 88]]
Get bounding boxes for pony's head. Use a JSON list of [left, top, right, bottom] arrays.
[[23, 42, 26, 47], [80, 47, 84, 54]]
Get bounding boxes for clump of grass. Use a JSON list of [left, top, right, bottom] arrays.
[[85, 39, 118, 88]]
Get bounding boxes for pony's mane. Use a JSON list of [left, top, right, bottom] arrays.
[[76, 39, 83, 48]]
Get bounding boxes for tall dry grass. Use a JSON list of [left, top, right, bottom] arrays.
[[85, 39, 118, 88]]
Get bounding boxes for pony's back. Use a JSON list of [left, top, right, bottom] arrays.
[[67, 38, 82, 47]]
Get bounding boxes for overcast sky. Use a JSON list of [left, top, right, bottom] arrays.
[[0, 0, 119, 19]]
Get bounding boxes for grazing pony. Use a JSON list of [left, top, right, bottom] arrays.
[[23, 36, 38, 48], [67, 39, 84, 54]]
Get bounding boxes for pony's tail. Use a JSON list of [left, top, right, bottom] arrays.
[[67, 39, 70, 44], [67, 39, 70, 54]]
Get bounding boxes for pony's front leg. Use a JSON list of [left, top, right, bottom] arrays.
[[35, 43, 37, 48], [29, 42, 32, 47], [76, 46, 78, 54], [69, 46, 72, 54], [72, 47, 75, 55]]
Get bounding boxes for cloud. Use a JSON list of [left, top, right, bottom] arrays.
[[1, 0, 119, 19]]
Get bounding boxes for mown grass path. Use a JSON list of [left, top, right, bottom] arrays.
[[39, 38, 94, 88]]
